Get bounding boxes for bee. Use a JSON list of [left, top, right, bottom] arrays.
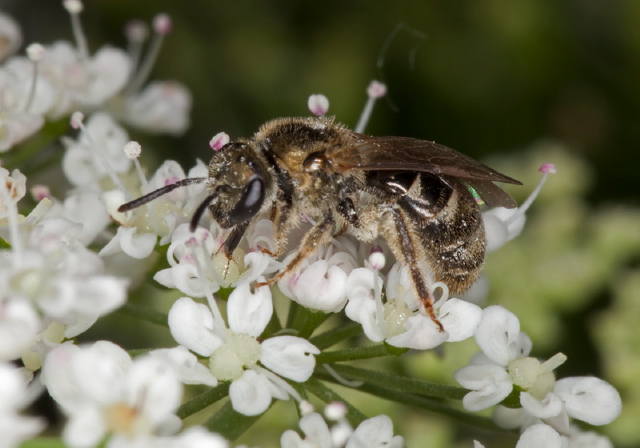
[[119, 117, 521, 330]]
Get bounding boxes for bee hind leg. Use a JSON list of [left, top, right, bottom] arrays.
[[256, 215, 335, 288], [388, 207, 445, 332]]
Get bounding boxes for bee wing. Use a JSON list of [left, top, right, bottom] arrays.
[[327, 135, 521, 208]]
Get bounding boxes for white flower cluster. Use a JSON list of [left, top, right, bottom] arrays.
[[458, 306, 620, 448], [0, 3, 191, 153], [0, 3, 624, 447]]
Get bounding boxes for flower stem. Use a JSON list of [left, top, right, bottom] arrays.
[[310, 321, 362, 349], [204, 400, 263, 441], [287, 302, 330, 339], [305, 377, 368, 425], [315, 344, 407, 364], [18, 437, 67, 448], [353, 381, 499, 431], [117, 302, 168, 327], [320, 364, 467, 400], [177, 382, 230, 419]]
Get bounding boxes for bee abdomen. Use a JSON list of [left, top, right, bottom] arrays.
[[420, 185, 486, 294]]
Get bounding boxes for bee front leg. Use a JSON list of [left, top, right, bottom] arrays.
[[217, 221, 250, 279], [256, 215, 334, 288], [267, 201, 295, 258], [220, 221, 250, 258], [386, 206, 444, 332]]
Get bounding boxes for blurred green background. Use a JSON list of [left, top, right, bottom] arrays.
[[4, 0, 640, 205], [3, 1, 640, 447]]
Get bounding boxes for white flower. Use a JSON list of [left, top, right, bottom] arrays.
[[62, 112, 131, 188], [116, 81, 192, 135], [455, 305, 620, 440], [475, 423, 614, 448], [46, 191, 111, 245], [0, 363, 46, 446], [0, 168, 26, 219], [0, 12, 22, 63], [454, 306, 562, 412], [42, 341, 183, 448], [515, 424, 566, 448], [167, 283, 319, 416], [40, 41, 131, 118], [1, 197, 127, 365], [281, 412, 404, 448], [483, 163, 556, 252], [0, 297, 40, 362], [278, 239, 358, 313], [345, 263, 481, 350]]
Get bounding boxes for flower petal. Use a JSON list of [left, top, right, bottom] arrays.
[[227, 281, 272, 337], [346, 415, 404, 448], [385, 314, 447, 350], [520, 391, 564, 419], [229, 369, 273, 416], [454, 364, 513, 411], [515, 424, 565, 448], [168, 297, 223, 356], [475, 305, 529, 366], [438, 298, 482, 342], [554, 377, 621, 425], [149, 347, 217, 387], [260, 336, 320, 382]]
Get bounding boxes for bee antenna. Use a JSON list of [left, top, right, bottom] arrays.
[[117, 177, 208, 212], [190, 192, 218, 232]]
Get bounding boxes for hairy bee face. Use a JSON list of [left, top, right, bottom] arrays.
[[205, 142, 269, 229]]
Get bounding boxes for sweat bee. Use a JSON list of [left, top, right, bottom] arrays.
[[119, 117, 521, 330]]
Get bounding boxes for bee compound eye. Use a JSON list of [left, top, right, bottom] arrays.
[[228, 177, 265, 225]]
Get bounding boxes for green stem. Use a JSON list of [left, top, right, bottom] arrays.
[[19, 437, 67, 448], [310, 321, 362, 349], [305, 377, 368, 425], [177, 382, 230, 419], [320, 363, 467, 401], [117, 302, 168, 327], [285, 299, 300, 329], [315, 343, 406, 364], [289, 303, 329, 339], [261, 304, 283, 339], [204, 400, 263, 441], [0, 235, 10, 249], [352, 380, 499, 431]]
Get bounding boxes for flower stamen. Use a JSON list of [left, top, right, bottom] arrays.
[[126, 13, 172, 96]]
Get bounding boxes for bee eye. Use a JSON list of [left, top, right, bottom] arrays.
[[236, 155, 245, 163], [228, 177, 265, 225], [216, 185, 231, 194]]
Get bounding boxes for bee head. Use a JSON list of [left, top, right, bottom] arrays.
[[201, 141, 266, 229]]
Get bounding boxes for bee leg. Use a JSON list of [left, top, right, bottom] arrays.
[[256, 215, 334, 288], [219, 221, 250, 258], [266, 200, 297, 257], [388, 207, 445, 332]]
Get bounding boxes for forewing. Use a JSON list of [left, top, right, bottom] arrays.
[[326, 134, 521, 208], [327, 134, 521, 184]]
